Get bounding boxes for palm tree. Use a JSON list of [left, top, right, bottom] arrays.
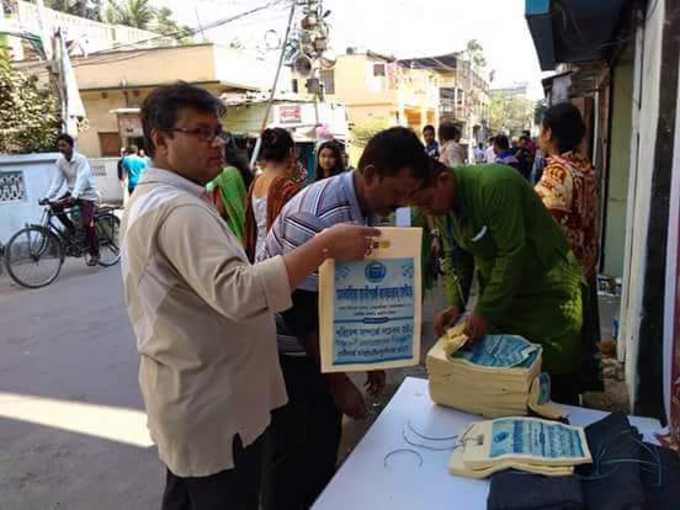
[[45, 0, 102, 21], [153, 6, 193, 41], [104, 0, 156, 30]]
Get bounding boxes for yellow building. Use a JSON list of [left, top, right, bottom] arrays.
[[14, 44, 280, 157], [399, 53, 491, 146], [292, 50, 440, 137]]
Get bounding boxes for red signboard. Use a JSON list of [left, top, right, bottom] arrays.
[[278, 105, 302, 124]]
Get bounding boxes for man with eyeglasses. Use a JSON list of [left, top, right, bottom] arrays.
[[121, 82, 379, 509]]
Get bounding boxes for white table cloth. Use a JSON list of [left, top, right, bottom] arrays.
[[313, 377, 662, 510]]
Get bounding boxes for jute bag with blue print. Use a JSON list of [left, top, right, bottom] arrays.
[[318, 227, 422, 373]]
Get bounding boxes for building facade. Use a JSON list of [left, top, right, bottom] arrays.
[[399, 53, 491, 149], [13, 43, 283, 158], [527, 0, 680, 448], [291, 50, 440, 141]]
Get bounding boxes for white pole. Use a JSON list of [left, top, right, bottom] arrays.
[[249, 1, 297, 169]]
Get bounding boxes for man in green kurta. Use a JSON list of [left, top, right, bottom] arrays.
[[411, 161, 584, 404]]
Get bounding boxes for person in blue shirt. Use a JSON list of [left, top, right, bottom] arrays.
[[122, 144, 149, 195], [493, 134, 521, 174]]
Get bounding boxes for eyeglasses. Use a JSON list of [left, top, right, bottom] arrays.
[[167, 126, 231, 144]]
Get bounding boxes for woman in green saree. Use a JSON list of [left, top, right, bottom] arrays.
[[206, 138, 253, 243]]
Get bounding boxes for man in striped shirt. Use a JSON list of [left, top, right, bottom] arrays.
[[262, 127, 431, 509]]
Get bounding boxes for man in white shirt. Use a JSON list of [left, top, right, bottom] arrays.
[[41, 133, 100, 265], [122, 82, 378, 510], [485, 136, 497, 164], [438, 122, 466, 168]]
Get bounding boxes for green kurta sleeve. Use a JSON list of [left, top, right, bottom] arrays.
[[438, 216, 475, 309], [474, 179, 527, 324]]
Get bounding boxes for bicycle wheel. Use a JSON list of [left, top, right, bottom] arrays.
[[4, 226, 64, 289], [96, 213, 121, 267]]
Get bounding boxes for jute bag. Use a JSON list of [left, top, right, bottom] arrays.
[[319, 227, 422, 373]]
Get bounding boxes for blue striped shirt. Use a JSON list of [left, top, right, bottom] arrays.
[[265, 171, 367, 292]]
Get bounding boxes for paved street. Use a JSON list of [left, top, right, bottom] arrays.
[[0, 261, 162, 509]]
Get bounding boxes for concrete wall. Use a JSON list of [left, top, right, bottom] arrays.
[[78, 91, 126, 158], [292, 54, 439, 135], [14, 45, 270, 158], [0, 153, 59, 245], [73, 45, 217, 91], [327, 55, 398, 106], [603, 46, 635, 277], [89, 158, 124, 204], [663, 49, 680, 434], [620, 0, 665, 406], [0, 154, 123, 245]]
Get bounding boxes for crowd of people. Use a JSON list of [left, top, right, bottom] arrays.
[[117, 81, 601, 510], [422, 123, 541, 183]]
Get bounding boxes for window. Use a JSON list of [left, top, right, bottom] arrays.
[[98, 132, 122, 157], [321, 69, 335, 95], [292, 79, 299, 93], [373, 63, 386, 77], [0, 171, 27, 203]]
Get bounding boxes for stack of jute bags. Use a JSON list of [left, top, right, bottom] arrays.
[[426, 323, 563, 419]]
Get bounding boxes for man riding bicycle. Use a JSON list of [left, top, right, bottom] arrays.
[[40, 133, 100, 266]]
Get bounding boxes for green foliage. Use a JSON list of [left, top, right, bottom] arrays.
[[103, 1, 192, 43], [0, 60, 61, 154], [152, 6, 193, 42], [44, 0, 103, 21], [534, 99, 547, 126], [465, 39, 487, 69], [488, 93, 534, 137], [103, 0, 156, 29], [351, 119, 388, 147]]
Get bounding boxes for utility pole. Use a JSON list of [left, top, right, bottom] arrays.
[[249, 0, 333, 168], [249, 0, 297, 168], [194, 5, 207, 43]]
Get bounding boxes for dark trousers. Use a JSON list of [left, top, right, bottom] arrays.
[[53, 199, 99, 257], [550, 373, 580, 406], [162, 434, 264, 510], [261, 355, 342, 510]]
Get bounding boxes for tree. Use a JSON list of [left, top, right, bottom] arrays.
[[44, 0, 102, 21], [351, 119, 387, 147], [103, 0, 156, 30], [465, 39, 487, 69], [488, 93, 534, 137], [534, 99, 547, 126], [0, 60, 61, 154], [152, 6, 193, 42]]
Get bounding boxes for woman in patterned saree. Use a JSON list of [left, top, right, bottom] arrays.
[[535, 102, 603, 394]]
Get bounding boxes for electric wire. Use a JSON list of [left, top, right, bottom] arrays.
[[15, 0, 295, 73]]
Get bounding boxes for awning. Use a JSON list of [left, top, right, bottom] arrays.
[[526, 0, 631, 71], [109, 108, 141, 114]]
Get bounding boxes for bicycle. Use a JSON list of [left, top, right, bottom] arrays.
[[3, 201, 121, 289]]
